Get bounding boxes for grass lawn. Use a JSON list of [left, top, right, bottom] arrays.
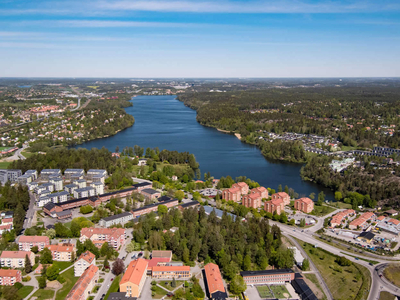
[[256, 285, 273, 298], [152, 285, 169, 299], [342, 252, 379, 265], [104, 275, 121, 300], [383, 264, 400, 287], [0, 161, 11, 168], [53, 261, 73, 272], [29, 289, 55, 300], [295, 238, 371, 300], [22, 151, 34, 158], [380, 291, 396, 300], [159, 280, 185, 291], [341, 145, 357, 151], [55, 267, 79, 300], [0, 147, 10, 151], [270, 285, 290, 298], [18, 285, 34, 298], [312, 205, 336, 217], [328, 202, 353, 209]]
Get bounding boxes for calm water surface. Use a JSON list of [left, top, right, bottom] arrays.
[[76, 95, 333, 199]]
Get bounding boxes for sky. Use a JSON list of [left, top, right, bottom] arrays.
[[0, 0, 400, 78]]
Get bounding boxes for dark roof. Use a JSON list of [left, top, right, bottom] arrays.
[[108, 292, 137, 300], [56, 210, 72, 217], [240, 269, 294, 277], [101, 212, 132, 222], [292, 273, 318, 300], [132, 182, 152, 188], [100, 187, 136, 198], [358, 231, 375, 240], [132, 198, 178, 214], [43, 202, 57, 211], [179, 201, 199, 208], [210, 291, 228, 300], [141, 188, 159, 195], [158, 195, 172, 202]]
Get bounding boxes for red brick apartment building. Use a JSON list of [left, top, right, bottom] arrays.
[[264, 198, 284, 215], [294, 197, 314, 213], [222, 182, 249, 202], [80, 228, 125, 249], [271, 192, 290, 206], [0, 269, 21, 286], [240, 269, 295, 285], [242, 186, 268, 208], [18, 236, 50, 251]]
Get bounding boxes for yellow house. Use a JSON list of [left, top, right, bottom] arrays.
[[120, 258, 148, 298]]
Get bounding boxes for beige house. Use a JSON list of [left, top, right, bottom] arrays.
[[45, 244, 75, 261], [74, 251, 96, 277], [120, 258, 148, 298], [0, 251, 35, 269]]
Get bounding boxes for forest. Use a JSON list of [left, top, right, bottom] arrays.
[[130, 206, 293, 294]]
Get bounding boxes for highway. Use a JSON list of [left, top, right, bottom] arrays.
[[272, 219, 400, 300]]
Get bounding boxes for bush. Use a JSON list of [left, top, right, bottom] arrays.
[[22, 276, 31, 282], [80, 205, 94, 214], [14, 282, 23, 290], [57, 275, 66, 284]]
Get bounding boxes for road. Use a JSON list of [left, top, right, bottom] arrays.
[[94, 228, 133, 300], [22, 191, 37, 231], [273, 220, 400, 300]]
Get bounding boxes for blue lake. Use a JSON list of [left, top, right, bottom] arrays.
[[75, 95, 334, 199]]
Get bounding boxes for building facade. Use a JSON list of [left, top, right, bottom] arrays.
[[294, 198, 314, 213], [0, 269, 21, 286], [45, 244, 75, 261], [18, 236, 50, 251], [271, 192, 290, 206], [0, 251, 35, 269], [240, 269, 295, 285], [264, 198, 284, 215], [80, 227, 126, 249], [120, 258, 148, 298], [151, 266, 191, 279], [74, 251, 96, 277]]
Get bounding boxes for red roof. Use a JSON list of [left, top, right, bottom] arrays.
[[152, 265, 190, 272], [0, 269, 20, 277], [19, 236, 49, 243], [204, 263, 225, 295], [78, 251, 95, 264], [120, 258, 148, 287], [66, 265, 98, 300], [389, 218, 400, 225], [0, 251, 32, 259], [146, 257, 171, 268]]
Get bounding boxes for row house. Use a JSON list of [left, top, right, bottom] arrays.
[[45, 244, 75, 261], [265, 198, 284, 215], [0, 269, 21, 286], [271, 192, 291, 206], [330, 209, 356, 227], [18, 236, 50, 251], [0, 251, 35, 268], [80, 227, 126, 250], [349, 212, 376, 230], [66, 265, 99, 300], [294, 197, 314, 213]]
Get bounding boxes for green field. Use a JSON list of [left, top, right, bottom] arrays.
[[342, 252, 379, 265], [104, 275, 121, 300], [296, 238, 371, 300], [153, 285, 169, 299], [159, 280, 184, 291], [380, 291, 396, 300], [383, 264, 400, 287], [0, 161, 11, 168], [18, 285, 34, 298], [55, 267, 79, 300], [53, 261, 73, 272], [328, 202, 353, 209], [0, 147, 10, 151], [312, 205, 336, 217], [22, 151, 34, 158], [29, 289, 55, 300], [270, 285, 290, 298], [256, 285, 273, 298]]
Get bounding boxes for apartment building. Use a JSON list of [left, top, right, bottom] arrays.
[[74, 251, 96, 277], [222, 182, 249, 202], [50, 178, 63, 191], [240, 269, 295, 285], [120, 258, 148, 298], [0, 269, 21, 286], [90, 182, 104, 195], [80, 227, 126, 249], [18, 236, 50, 251], [45, 244, 75, 261], [151, 266, 191, 279], [99, 212, 133, 228], [0, 169, 22, 185], [294, 197, 314, 213], [66, 265, 99, 300], [242, 186, 268, 209], [271, 192, 291, 206], [74, 187, 95, 199], [204, 263, 227, 300], [264, 198, 284, 215], [0, 251, 34, 268]]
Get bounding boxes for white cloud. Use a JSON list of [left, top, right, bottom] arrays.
[[98, 0, 400, 13]]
